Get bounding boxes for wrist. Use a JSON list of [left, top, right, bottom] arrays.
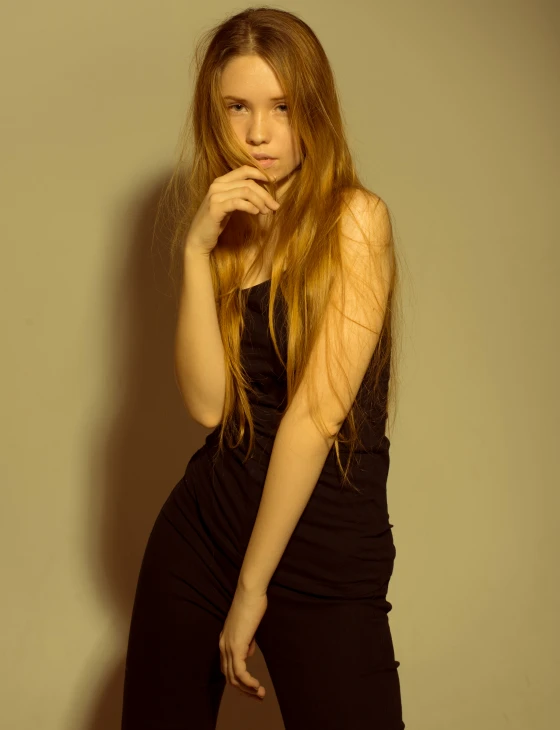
[[184, 237, 212, 260]]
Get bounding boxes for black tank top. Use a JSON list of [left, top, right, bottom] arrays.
[[183, 278, 396, 602]]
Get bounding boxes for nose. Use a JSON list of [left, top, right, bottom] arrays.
[[246, 110, 270, 146]]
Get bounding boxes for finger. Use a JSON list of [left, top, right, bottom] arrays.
[[239, 681, 266, 699], [235, 690, 264, 702], [218, 635, 227, 678], [223, 645, 264, 698], [233, 656, 261, 692], [218, 165, 269, 182], [214, 180, 279, 211], [227, 651, 240, 690], [219, 197, 261, 215], [215, 191, 273, 216], [225, 165, 277, 194], [222, 648, 236, 688], [235, 675, 266, 700]]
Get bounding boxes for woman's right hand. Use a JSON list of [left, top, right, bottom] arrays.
[[186, 165, 281, 255]]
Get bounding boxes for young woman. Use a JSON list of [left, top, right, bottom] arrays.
[[121, 7, 404, 729]]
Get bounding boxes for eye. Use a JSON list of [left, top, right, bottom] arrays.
[[226, 103, 289, 113]]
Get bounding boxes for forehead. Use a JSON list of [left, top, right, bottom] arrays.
[[220, 55, 284, 97]]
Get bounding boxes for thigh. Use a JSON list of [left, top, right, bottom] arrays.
[[121, 487, 231, 730], [256, 584, 405, 730]]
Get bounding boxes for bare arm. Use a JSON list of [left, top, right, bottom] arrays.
[[239, 411, 336, 593], [173, 165, 279, 428], [174, 242, 226, 428], [239, 193, 393, 594]]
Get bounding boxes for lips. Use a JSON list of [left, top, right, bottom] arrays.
[[254, 157, 277, 168]]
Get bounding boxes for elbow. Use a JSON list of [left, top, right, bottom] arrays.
[[191, 398, 224, 428], [197, 412, 222, 429], [176, 390, 223, 429], [182, 403, 222, 429], [283, 406, 343, 441], [174, 367, 224, 428]]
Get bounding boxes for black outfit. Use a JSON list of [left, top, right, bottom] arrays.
[[121, 279, 405, 729]]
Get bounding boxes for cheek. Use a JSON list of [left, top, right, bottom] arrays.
[[288, 132, 301, 161], [289, 146, 301, 166], [230, 120, 244, 138], [283, 135, 298, 160]]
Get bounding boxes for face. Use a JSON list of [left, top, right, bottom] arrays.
[[220, 54, 302, 202]]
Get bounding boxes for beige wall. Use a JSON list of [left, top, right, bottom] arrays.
[[1, 1, 559, 728]]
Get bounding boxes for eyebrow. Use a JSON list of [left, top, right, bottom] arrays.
[[222, 95, 286, 103]]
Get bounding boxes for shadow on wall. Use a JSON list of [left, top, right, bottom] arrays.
[[76, 170, 284, 730]]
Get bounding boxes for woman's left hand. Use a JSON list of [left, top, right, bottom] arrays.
[[219, 584, 268, 701]]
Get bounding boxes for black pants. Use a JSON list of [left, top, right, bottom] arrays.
[[121, 480, 405, 729]]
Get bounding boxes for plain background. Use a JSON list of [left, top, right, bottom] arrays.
[[1, 1, 559, 728]]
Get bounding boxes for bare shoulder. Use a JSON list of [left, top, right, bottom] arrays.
[[339, 188, 391, 257]]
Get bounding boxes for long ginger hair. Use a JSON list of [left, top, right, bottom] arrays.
[[157, 6, 403, 491]]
